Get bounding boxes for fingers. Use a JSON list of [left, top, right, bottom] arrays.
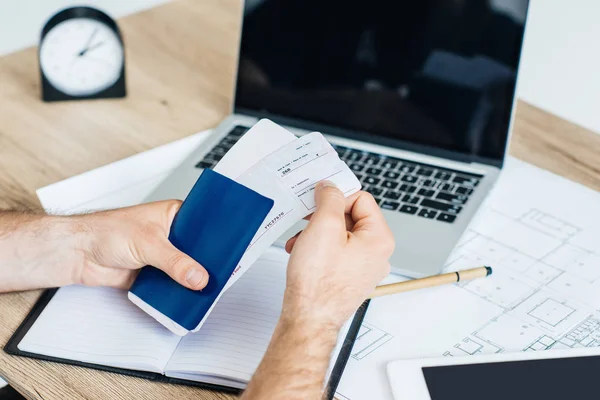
[[302, 191, 360, 222], [307, 181, 347, 232], [287, 211, 354, 253], [285, 231, 302, 253], [142, 238, 209, 290], [348, 191, 395, 253]]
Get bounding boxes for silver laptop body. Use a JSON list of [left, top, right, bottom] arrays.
[[147, 0, 530, 278]]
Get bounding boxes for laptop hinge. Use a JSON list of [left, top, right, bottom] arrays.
[[234, 107, 504, 169]]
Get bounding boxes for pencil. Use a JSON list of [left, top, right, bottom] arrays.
[[369, 266, 493, 299]]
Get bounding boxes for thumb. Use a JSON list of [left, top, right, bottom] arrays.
[[307, 181, 346, 232], [142, 238, 210, 290]]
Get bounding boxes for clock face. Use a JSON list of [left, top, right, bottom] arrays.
[[39, 18, 124, 97]]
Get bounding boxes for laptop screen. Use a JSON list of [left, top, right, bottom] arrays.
[[234, 0, 529, 163]]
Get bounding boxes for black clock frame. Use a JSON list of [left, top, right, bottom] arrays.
[[39, 6, 127, 102]]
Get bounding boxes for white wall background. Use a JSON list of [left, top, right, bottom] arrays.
[[518, 0, 600, 134], [0, 0, 169, 56], [0, 0, 598, 133]]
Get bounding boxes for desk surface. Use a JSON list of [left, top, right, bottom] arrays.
[[0, 0, 599, 399]]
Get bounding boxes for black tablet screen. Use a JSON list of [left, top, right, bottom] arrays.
[[423, 355, 600, 400]]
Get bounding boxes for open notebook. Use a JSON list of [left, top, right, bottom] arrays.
[[5, 248, 367, 397]]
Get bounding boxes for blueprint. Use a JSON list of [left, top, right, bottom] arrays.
[[336, 157, 600, 400]]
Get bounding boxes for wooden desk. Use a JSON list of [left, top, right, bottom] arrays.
[[0, 0, 599, 399]]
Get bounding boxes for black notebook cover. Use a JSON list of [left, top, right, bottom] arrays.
[[4, 288, 369, 398]]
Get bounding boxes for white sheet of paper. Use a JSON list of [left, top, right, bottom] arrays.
[[37, 131, 211, 213], [335, 157, 600, 400], [213, 119, 296, 179]]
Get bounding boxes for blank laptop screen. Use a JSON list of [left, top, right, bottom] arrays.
[[235, 0, 529, 162]]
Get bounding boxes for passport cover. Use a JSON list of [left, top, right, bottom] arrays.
[[129, 169, 274, 331]]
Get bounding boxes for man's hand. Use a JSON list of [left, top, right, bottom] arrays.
[[243, 182, 394, 399], [0, 201, 209, 292], [283, 181, 395, 328]]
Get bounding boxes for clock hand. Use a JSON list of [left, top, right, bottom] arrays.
[[78, 28, 99, 56], [80, 41, 106, 56]]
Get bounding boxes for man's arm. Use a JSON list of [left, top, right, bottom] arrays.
[[0, 211, 79, 291], [242, 183, 395, 399], [246, 318, 339, 399], [0, 201, 209, 293]]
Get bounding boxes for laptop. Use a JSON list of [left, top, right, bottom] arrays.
[[147, 0, 530, 278]]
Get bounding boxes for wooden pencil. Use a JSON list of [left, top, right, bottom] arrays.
[[370, 266, 492, 299]]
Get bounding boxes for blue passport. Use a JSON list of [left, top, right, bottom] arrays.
[[128, 169, 274, 335]]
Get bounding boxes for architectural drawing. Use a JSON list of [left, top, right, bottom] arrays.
[[336, 159, 600, 400], [445, 208, 600, 356], [351, 322, 394, 360]]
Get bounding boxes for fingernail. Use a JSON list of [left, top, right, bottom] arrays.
[[185, 268, 205, 287]]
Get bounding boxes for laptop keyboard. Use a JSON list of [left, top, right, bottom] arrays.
[[332, 145, 482, 224], [194, 125, 249, 170], [194, 126, 482, 224]]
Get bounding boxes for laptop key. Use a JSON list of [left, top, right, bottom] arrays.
[[434, 171, 452, 180], [366, 187, 384, 197], [365, 167, 383, 176], [195, 161, 214, 169], [421, 199, 462, 214], [455, 186, 473, 195], [350, 164, 365, 172], [231, 126, 249, 135], [381, 160, 399, 169], [383, 171, 401, 180], [416, 167, 434, 177], [422, 179, 435, 187], [213, 145, 229, 154], [382, 180, 399, 190], [417, 188, 435, 198], [401, 175, 418, 184], [437, 213, 457, 223], [364, 155, 381, 165], [453, 175, 479, 186], [354, 173, 364, 181], [440, 183, 456, 192], [364, 176, 381, 185], [207, 153, 223, 162], [381, 201, 400, 211], [400, 184, 417, 193], [418, 208, 438, 219], [346, 151, 364, 162], [402, 195, 420, 204], [398, 164, 416, 173], [399, 205, 418, 215], [436, 192, 468, 204], [383, 191, 401, 200]]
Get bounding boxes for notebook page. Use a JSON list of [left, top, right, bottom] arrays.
[[18, 285, 182, 373], [165, 248, 353, 386], [165, 248, 287, 382]]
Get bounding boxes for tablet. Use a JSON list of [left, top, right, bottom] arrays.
[[387, 347, 600, 400]]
